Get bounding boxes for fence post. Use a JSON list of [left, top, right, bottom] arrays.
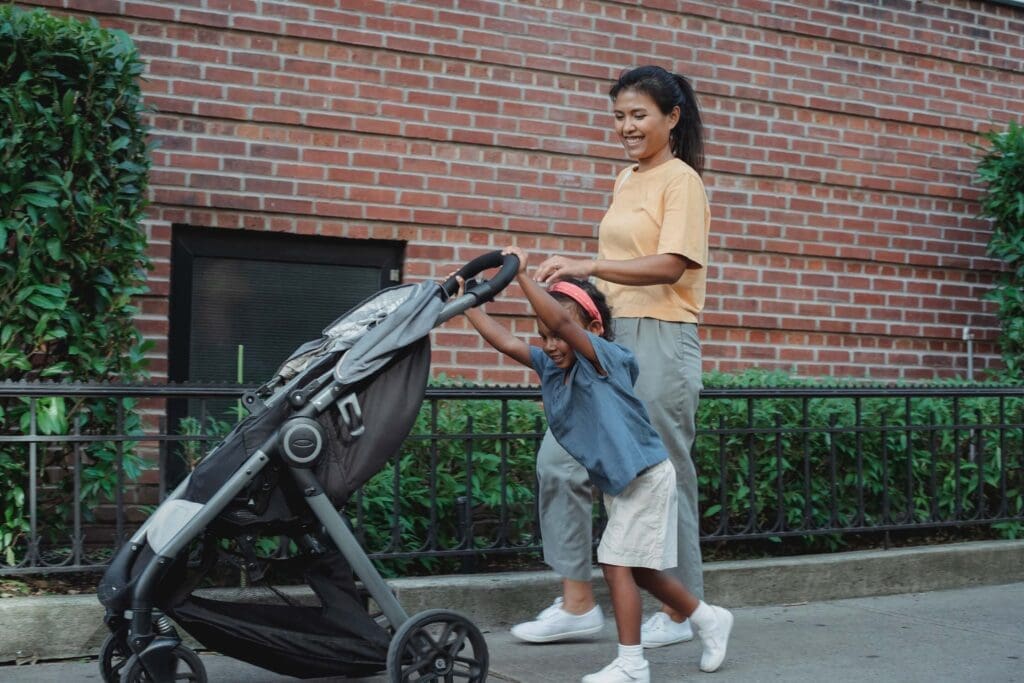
[[456, 495, 476, 573]]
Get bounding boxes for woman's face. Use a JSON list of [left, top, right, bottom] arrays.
[[612, 88, 680, 171]]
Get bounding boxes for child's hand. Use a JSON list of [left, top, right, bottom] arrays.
[[502, 246, 528, 275], [444, 270, 467, 297]]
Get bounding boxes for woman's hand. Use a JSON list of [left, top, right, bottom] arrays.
[[501, 246, 528, 275], [533, 255, 594, 284]]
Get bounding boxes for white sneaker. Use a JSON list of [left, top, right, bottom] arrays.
[[510, 597, 604, 643], [640, 612, 694, 648], [581, 656, 650, 683], [695, 605, 734, 672]]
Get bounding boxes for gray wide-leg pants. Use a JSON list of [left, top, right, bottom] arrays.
[[536, 319, 704, 600]]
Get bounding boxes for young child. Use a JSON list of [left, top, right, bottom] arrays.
[[459, 246, 734, 683]]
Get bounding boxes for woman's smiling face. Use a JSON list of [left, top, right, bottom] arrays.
[[612, 88, 679, 172]]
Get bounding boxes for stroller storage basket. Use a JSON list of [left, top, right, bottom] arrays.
[[167, 551, 389, 679]]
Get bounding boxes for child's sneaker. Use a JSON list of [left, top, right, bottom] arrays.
[[510, 597, 604, 643], [581, 656, 650, 683], [695, 605, 734, 672], [640, 612, 694, 648]]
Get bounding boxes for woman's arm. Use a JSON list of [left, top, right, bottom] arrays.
[[533, 253, 689, 285]]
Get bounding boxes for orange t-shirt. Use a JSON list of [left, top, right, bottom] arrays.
[[596, 158, 710, 323]]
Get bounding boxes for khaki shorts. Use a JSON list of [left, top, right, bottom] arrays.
[[597, 459, 678, 570]]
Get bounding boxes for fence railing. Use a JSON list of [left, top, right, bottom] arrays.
[[1, 382, 1022, 576]]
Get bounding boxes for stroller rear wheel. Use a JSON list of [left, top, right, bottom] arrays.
[[98, 630, 130, 682], [387, 609, 488, 682], [122, 644, 207, 683]]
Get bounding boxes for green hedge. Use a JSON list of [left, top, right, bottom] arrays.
[[976, 120, 1024, 377], [696, 370, 1024, 550], [352, 391, 544, 575], [353, 371, 1024, 573], [0, 6, 151, 380], [171, 370, 1023, 578], [0, 7, 152, 563]]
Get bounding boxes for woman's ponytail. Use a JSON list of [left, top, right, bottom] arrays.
[[671, 74, 704, 177]]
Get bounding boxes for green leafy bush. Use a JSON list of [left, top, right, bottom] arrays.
[[697, 370, 1024, 549], [174, 369, 1022, 579], [976, 120, 1024, 377], [351, 392, 544, 576], [0, 6, 152, 563]]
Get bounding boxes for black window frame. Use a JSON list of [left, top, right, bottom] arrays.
[[168, 225, 405, 385]]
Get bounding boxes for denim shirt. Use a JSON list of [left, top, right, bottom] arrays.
[[530, 333, 668, 495]]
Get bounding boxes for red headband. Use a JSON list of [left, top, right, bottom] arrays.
[[549, 281, 602, 324]]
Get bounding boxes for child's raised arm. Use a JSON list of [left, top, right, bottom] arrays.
[[504, 247, 602, 372], [461, 276, 533, 368]]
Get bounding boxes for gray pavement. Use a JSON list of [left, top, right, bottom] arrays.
[[3, 581, 1022, 682]]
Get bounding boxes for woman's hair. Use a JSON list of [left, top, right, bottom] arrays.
[[609, 65, 705, 177], [549, 277, 615, 341]]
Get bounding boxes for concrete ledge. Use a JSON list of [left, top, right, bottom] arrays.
[[3, 539, 1023, 663], [704, 539, 1024, 606]]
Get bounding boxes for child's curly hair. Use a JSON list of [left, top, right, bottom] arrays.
[[549, 277, 615, 341]]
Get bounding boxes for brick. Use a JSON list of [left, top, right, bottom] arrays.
[[25, 0, 1017, 384]]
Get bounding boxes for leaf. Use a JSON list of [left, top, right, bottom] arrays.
[[34, 284, 66, 298], [26, 293, 61, 310], [72, 126, 83, 160], [703, 504, 722, 517], [21, 180, 58, 192], [23, 193, 58, 208], [61, 88, 75, 117]]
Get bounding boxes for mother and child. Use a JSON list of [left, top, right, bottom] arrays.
[[455, 65, 734, 682]]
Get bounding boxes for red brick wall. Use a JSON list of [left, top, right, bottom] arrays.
[[19, 0, 1024, 383]]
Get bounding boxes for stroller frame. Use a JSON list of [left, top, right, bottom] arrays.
[[98, 252, 520, 682]]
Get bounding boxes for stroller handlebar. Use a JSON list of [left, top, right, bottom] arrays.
[[437, 250, 520, 323]]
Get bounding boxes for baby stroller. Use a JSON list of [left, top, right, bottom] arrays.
[[96, 251, 519, 682]]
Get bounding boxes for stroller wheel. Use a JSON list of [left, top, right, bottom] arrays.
[[122, 645, 207, 683], [387, 609, 489, 683], [98, 630, 130, 682]]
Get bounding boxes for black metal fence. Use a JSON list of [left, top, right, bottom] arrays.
[[1, 382, 1022, 576]]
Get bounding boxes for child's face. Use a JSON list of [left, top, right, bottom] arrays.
[[537, 303, 602, 370], [537, 316, 576, 370]]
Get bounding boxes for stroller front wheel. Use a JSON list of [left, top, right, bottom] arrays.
[[387, 608, 489, 683], [122, 644, 207, 683], [98, 630, 130, 682]]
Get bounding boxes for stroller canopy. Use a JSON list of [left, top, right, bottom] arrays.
[[166, 282, 444, 523]]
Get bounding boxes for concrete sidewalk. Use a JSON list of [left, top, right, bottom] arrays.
[[2, 582, 1022, 682], [2, 540, 1023, 681]]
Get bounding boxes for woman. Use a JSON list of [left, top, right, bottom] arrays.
[[511, 65, 711, 655]]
